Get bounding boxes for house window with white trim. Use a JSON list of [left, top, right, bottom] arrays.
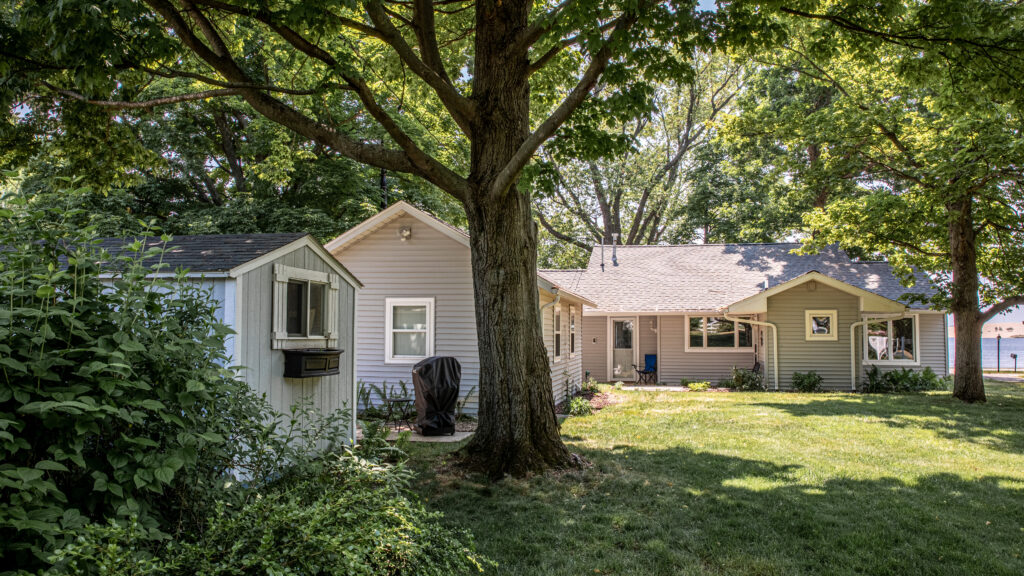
[[554, 306, 563, 361], [569, 306, 577, 358], [805, 310, 838, 341], [686, 316, 753, 350], [385, 298, 434, 363], [865, 316, 917, 363]]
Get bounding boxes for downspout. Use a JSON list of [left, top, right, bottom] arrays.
[[850, 311, 908, 391], [724, 312, 779, 391], [540, 288, 561, 314]]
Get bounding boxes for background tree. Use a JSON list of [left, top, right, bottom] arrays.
[[2, 0, 706, 475], [3, 84, 458, 239], [533, 51, 743, 258], [722, 0, 1024, 402]]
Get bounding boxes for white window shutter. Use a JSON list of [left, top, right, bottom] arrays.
[[326, 275, 340, 343], [272, 265, 288, 344]]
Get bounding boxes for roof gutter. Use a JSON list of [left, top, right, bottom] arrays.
[[849, 311, 908, 391], [724, 312, 779, 391]]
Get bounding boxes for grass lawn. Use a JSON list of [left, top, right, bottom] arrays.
[[407, 381, 1024, 575]]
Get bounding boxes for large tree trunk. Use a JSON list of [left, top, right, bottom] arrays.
[[949, 195, 986, 402], [458, 0, 577, 476]]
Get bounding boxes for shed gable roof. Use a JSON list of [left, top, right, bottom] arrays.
[[95, 233, 361, 287], [97, 233, 307, 272], [541, 243, 935, 313]]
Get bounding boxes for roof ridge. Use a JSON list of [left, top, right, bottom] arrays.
[[589, 242, 805, 248]]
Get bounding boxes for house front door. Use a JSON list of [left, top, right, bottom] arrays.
[[611, 318, 636, 381]]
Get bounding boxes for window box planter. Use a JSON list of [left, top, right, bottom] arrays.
[[283, 348, 342, 378]]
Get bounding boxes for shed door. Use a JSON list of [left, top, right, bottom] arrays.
[[611, 318, 636, 381]]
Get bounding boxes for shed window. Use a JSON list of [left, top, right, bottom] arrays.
[[386, 298, 434, 363], [805, 310, 838, 341], [285, 280, 326, 337], [865, 316, 917, 363], [272, 263, 341, 349], [687, 316, 753, 350]]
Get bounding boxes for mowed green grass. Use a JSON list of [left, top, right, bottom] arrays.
[[407, 381, 1024, 575]]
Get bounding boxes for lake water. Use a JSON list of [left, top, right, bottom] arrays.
[[948, 337, 1024, 371]]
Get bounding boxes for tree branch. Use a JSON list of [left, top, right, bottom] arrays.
[[142, 0, 454, 192], [536, 210, 591, 250], [363, 1, 476, 134], [42, 83, 241, 109], [980, 296, 1024, 323], [490, 12, 638, 197], [175, 0, 470, 199]]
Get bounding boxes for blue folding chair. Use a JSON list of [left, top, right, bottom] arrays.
[[634, 354, 657, 384]]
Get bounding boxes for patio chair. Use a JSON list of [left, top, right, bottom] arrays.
[[633, 354, 657, 384]]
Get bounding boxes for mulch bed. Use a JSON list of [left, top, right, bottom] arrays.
[[555, 389, 617, 414]]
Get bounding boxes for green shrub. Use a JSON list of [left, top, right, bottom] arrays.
[[862, 366, 948, 393], [47, 454, 490, 576], [729, 368, 765, 391], [0, 196, 248, 566], [792, 371, 824, 392], [568, 397, 593, 416], [580, 377, 600, 394], [687, 381, 711, 391]]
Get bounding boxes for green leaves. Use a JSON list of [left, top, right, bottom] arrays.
[[0, 197, 241, 567]]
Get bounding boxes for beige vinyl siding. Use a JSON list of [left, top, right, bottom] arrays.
[[638, 316, 658, 374], [541, 294, 584, 404], [859, 312, 949, 382], [582, 315, 608, 382], [235, 245, 356, 421], [659, 315, 754, 385], [767, 283, 858, 390], [332, 214, 480, 412]]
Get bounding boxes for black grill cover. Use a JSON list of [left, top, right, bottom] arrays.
[[412, 356, 460, 436]]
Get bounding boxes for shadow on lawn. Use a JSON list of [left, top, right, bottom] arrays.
[[417, 443, 1024, 576], [752, 392, 1024, 456]]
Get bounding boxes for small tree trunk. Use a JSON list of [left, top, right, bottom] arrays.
[[949, 195, 986, 402]]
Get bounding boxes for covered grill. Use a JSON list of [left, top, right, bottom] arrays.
[[412, 356, 460, 436]]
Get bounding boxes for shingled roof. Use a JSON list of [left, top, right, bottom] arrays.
[[96, 233, 308, 273], [540, 243, 935, 313]]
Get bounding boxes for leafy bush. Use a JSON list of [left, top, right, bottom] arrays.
[[568, 397, 593, 417], [687, 381, 711, 391], [0, 196, 247, 566], [3, 193, 484, 575], [48, 452, 490, 576], [580, 377, 600, 394], [792, 371, 824, 392], [728, 368, 765, 391], [174, 455, 488, 576], [862, 366, 948, 393]]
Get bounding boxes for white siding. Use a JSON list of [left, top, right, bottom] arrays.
[[333, 213, 582, 413], [332, 214, 481, 412], [235, 245, 356, 424], [541, 293, 584, 404]]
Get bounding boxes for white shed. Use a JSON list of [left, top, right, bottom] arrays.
[[98, 233, 361, 434]]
